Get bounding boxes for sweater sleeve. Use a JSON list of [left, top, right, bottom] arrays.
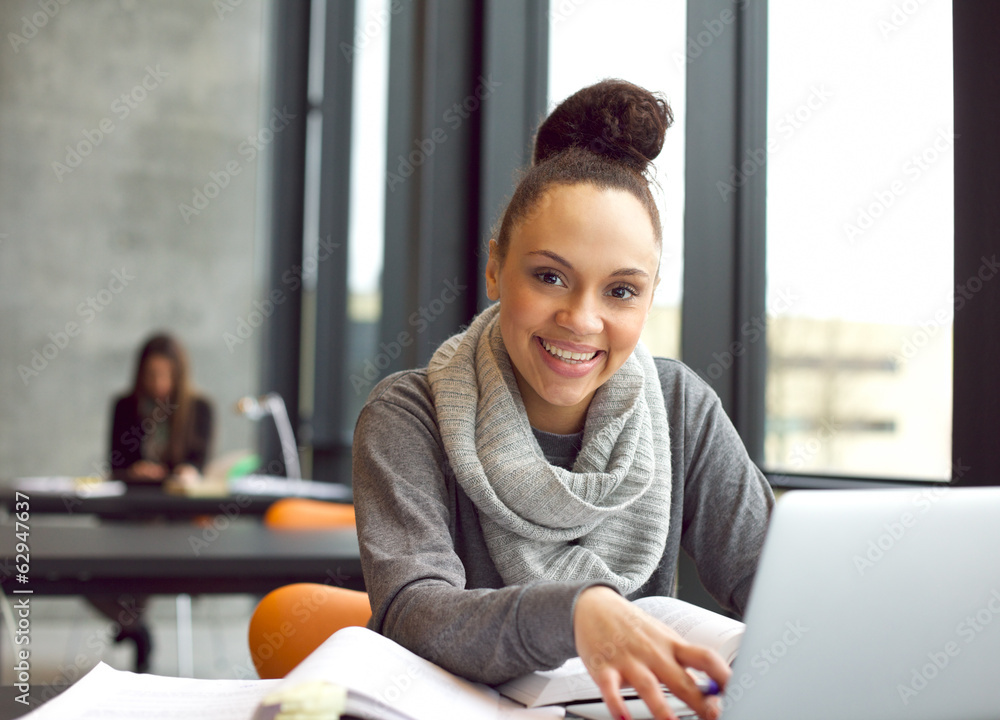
[[673, 366, 774, 615], [352, 374, 610, 685]]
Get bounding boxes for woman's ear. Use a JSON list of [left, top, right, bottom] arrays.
[[484, 239, 501, 301]]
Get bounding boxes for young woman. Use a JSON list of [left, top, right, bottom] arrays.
[[349, 80, 774, 720], [97, 332, 213, 672], [109, 332, 213, 485], [248, 80, 772, 719]]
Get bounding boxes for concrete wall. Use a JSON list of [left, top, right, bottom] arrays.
[[0, 0, 268, 478]]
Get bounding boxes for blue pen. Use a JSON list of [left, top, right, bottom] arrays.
[[696, 677, 720, 696]]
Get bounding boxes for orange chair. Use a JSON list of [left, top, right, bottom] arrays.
[[263, 497, 357, 529], [250, 498, 370, 678], [249, 583, 371, 678]]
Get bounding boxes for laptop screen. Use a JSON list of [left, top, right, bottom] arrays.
[[722, 487, 1000, 720]]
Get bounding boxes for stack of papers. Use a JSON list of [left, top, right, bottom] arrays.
[[11, 477, 126, 497]]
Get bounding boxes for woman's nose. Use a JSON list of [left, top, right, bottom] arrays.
[[555, 293, 603, 336]]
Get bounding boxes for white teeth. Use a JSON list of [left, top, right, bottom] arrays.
[[541, 339, 598, 363]]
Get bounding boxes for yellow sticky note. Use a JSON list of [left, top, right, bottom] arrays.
[[261, 680, 347, 720]]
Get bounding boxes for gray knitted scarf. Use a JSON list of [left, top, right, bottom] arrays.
[[427, 302, 671, 595]]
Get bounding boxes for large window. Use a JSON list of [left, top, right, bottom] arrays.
[[549, 0, 687, 359], [765, 0, 954, 481], [295, 0, 998, 489]]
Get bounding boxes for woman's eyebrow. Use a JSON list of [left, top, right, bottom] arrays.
[[527, 249, 651, 279]]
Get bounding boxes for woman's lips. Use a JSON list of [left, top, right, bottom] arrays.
[[534, 336, 604, 378], [540, 337, 602, 355]]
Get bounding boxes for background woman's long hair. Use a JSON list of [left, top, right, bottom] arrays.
[[127, 333, 196, 468]]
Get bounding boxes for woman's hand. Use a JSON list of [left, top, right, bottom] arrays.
[[171, 463, 200, 485], [127, 460, 168, 481], [573, 586, 730, 720], [163, 464, 204, 495]]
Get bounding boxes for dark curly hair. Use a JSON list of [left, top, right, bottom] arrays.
[[492, 79, 673, 266]]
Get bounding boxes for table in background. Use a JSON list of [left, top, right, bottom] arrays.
[[0, 522, 363, 683], [0, 476, 352, 521], [0, 522, 362, 596]]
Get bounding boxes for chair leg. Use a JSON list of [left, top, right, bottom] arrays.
[[176, 593, 194, 677]]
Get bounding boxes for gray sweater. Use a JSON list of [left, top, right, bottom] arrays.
[[352, 357, 774, 685]]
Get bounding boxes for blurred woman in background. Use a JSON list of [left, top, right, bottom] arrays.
[[97, 332, 213, 672], [109, 332, 213, 486]]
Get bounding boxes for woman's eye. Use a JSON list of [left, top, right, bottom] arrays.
[[536, 271, 564, 286], [609, 284, 640, 301]]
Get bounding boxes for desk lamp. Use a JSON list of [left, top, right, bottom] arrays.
[[235, 392, 302, 480]]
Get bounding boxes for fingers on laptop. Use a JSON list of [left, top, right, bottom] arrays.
[[666, 643, 730, 720], [589, 660, 722, 720], [584, 635, 727, 720]]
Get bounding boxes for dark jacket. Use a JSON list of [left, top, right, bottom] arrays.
[[109, 394, 213, 481]]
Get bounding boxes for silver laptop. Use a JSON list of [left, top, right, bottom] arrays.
[[723, 486, 1000, 720]]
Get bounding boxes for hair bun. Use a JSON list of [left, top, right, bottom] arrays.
[[533, 79, 673, 173]]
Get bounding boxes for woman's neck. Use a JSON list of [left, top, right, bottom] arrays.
[[525, 403, 586, 435], [512, 368, 590, 435]]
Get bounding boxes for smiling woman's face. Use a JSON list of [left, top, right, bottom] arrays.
[[485, 183, 660, 434]]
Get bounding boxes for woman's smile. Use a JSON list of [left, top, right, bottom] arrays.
[[535, 336, 605, 377]]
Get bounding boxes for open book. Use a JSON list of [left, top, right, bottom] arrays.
[[497, 596, 745, 708], [252, 626, 562, 720], [20, 630, 561, 720], [18, 663, 279, 720]]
